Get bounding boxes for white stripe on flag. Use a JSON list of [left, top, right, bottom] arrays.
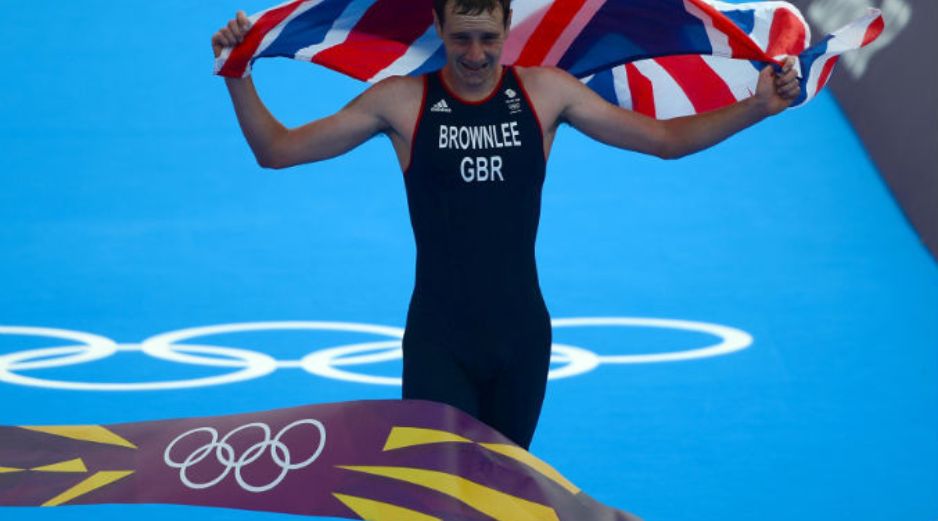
[[803, 53, 835, 100], [632, 59, 695, 119], [825, 16, 873, 53], [611, 66, 634, 111], [699, 55, 756, 103], [510, 0, 554, 22], [294, 0, 375, 61], [746, 5, 774, 51]]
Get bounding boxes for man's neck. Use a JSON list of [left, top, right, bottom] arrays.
[[441, 64, 505, 102]]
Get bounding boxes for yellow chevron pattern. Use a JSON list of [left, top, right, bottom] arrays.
[[338, 465, 559, 521], [31, 458, 88, 473], [21, 426, 137, 449], [380, 426, 580, 494], [479, 443, 580, 494], [2, 426, 138, 507], [333, 493, 442, 521], [42, 471, 134, 507], [382, 427, 472, 451]]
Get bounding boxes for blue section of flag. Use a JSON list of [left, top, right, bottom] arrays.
[[793, 34, 834, 106], [557, 0, 715, 76], [585, 69, 618, 105], [723, 8, 756, 35], [259, 0, 357, 61]]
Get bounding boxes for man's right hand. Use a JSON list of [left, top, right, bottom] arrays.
[[212, 11, 252, 58]]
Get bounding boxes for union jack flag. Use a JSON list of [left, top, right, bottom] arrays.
[[214, 0, 884, 118]]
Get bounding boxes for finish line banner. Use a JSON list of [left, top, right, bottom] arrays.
[[0, 400, 641, 520]]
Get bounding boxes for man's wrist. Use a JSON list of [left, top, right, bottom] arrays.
[[743, 95, 773, 121]]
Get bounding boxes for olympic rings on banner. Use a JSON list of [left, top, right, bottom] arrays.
[[0, 318, 753, 391], [163, 419, 326, 493]]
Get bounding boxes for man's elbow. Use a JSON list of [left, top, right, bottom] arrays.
[[255, 149, 293, 170], [654, 144, 691, 160], [646, 140, 680, 160], [645, 123, 686, 160], [256, 155, 285, 170]]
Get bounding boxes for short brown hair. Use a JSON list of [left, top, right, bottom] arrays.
[[433, 0, 511, 28]]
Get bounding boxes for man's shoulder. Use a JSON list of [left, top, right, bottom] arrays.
[[354, 75, 425, 134], [367, 74, 425, 101], [513, 65, 573, 81], [355, 75, 425, 123], [513, 66, 578, 95]]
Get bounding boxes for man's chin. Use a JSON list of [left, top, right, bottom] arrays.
[[457, 65, 495, 86]]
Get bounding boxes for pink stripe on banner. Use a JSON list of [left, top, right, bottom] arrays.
[[502, 4, 551, 65], [862, 16, 885, 46], [766, 8, 806, 57], [313, 0, 433, 81], [542, 0, 607, 66], [655, 55, 737, 113], [219, 0, 308, 77], [625, 63, 656, 117]]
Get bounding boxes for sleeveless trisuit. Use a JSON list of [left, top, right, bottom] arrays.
[[402, 67, 551, 449]]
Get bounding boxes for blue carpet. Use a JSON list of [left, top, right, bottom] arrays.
[[1, 2, 936, 520]]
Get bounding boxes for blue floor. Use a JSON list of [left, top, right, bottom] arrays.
[[2, 2, 937, 520]]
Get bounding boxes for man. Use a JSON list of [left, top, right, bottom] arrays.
[[211, 0, 800, 449]]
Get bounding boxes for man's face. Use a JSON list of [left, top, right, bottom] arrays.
[[434, 1, 511, 88]]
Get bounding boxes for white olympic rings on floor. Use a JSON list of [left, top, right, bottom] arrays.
[[0, 318, 753, 391], [163, 419, 326, 493]]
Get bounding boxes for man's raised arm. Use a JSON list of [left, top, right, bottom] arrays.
[[212, 11, 392, 170], [542, 58, 801, 160]]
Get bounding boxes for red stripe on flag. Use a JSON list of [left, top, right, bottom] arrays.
[[312, 0, 434, 81], [862, 16, 885, 47], [817, 55, 839, 91], [625, 63, 655, 117], [655, 55, 737, 114], [515, 0, 587, 66], [219, 0, 306, 77], [687, 0, 776, 64], [766, 8, 806, 57]]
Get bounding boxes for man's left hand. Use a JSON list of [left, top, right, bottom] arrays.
[[754, 56, 802, 116]]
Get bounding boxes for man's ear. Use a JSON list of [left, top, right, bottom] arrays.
[[505, 8, 512, 31]]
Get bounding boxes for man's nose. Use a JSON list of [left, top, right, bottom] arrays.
[[466, 40, 485, 62]]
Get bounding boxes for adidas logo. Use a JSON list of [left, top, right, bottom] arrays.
[[504, 88, 517, 99], [430, 99, 452, 113]]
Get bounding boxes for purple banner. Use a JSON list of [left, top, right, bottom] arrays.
[[0, 400, 642, 520]]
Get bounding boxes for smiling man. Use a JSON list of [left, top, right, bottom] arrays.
[[211, 0, 800, 449]]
